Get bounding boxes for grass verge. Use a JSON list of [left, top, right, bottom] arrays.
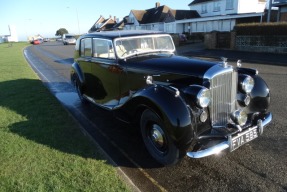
[[0, 42, 129, 191]]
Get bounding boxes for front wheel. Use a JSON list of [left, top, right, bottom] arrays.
[[140, 109, 181, 165]]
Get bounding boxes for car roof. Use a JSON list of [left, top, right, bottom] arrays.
[[80, 30, 167, 40]]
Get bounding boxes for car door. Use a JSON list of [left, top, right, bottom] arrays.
[[77, 38, 94, 97], [90, 38, 124, 109]]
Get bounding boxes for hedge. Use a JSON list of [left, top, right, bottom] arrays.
[[234, 22, 287, 36]]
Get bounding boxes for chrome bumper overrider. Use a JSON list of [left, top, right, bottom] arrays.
[[187, 112, 272, 159]]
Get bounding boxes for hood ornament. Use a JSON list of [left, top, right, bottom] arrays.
[[146, 75, 153, 85], [237, 60, 242, 67], [221, 57, 228, 68]]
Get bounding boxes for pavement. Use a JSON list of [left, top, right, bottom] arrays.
[[176, 42, 287, 66]]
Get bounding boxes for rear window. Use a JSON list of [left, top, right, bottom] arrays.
[[80, 38, 92, 57], [66, 35, 75, 39]]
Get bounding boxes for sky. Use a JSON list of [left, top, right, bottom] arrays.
[[0, 0, 193, 41]]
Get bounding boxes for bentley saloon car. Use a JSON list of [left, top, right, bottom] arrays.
[[71, 30, 272, 165]]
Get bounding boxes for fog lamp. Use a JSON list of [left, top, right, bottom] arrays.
[[200, 110, 208, 122], [244, 95, 251, 106], [231, 110, 247, 126]]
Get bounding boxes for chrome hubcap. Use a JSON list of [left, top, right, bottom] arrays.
[[151, 124, 165, 149]]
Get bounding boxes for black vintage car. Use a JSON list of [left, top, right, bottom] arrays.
[[71, 30, 272, 165]]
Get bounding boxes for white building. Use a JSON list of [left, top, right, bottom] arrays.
[[111, 1, 267, 35], [124, 3, 171, 31], [170, 0, 267, 34], [3, 25, 18, 42], [124, 3, 200, 32], [189, 0, 266, 17], [0, 36, 4, 43]]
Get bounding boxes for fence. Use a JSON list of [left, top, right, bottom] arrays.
[[236, 36, 287, 54]]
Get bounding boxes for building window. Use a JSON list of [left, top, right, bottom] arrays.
[[165, 24, 171, 33], [130, 17, 134, 23], [201, 4, 207, 13], [226, 0, 234, 10], [214, 2, 221, 12]]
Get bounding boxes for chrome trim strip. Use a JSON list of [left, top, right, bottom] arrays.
[[186, 112, 272, 159], [83, 95, 115, 110]]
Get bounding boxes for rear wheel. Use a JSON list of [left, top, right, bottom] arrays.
[[74, 77, 86, 103], [140, 109, 181, 165]]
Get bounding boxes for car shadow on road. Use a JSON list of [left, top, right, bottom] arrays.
[[58, 90, 164, 169], [1, 78, 163, 168]]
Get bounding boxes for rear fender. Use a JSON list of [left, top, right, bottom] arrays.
[[71, 62, 84, 84]]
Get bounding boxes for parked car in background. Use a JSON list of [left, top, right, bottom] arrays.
[[70, 30, 272, 165], [43, 38, 50, 42], [63, 34, 76, 45], [32, 39, 41, 45]]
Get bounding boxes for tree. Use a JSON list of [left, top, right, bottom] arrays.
[[55, 28, 69, 37]]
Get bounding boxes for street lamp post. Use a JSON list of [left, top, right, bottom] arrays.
[[67, 7, 80, 35], [76, 8, 80, 35]]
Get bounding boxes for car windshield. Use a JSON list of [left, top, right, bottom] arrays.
[[114, 34, 175, 59], [66, 36, 75, 39]]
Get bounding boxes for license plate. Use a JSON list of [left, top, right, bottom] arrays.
[[230, 126, 259, 151]]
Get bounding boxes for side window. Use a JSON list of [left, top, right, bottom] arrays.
[[155, 36, 174, 50], [84, 38, 92, 57], [80, 39, 85, 56], [93, 39, 115, 59]]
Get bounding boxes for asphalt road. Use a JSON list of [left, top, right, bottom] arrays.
[[25, 41, 287, 192]]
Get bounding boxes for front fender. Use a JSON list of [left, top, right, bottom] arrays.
[[124, 85, 193, 149], [248, 75, 270, 113]]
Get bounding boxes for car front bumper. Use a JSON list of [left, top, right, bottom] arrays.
[[186, 112, 272, 158]]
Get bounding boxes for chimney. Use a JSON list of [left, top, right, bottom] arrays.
[[155, 2, 160, 8]]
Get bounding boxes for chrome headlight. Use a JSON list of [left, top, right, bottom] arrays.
[[241, 75, 254, 93], [197, 88, 211, 108]]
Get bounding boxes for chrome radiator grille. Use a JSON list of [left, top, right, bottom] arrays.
[[209, 70, 237, 127]]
